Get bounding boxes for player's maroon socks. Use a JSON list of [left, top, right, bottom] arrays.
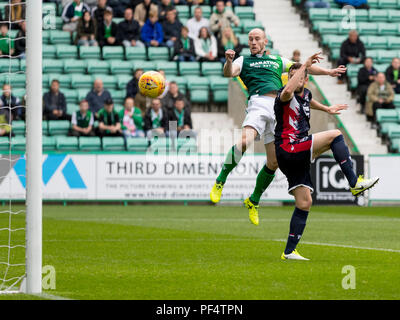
[[284, 207, 309, 255], [330, 135, 358, 188]]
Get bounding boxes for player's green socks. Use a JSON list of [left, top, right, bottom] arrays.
[[249, 165, 275, 205], [216, 145, 244, 184]]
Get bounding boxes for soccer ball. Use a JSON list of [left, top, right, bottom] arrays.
[[138, 71, 166, 98]]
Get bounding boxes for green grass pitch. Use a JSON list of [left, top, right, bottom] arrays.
[[0, 204, 400, 300]]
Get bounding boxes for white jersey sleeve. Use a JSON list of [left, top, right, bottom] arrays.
[[232, 56, 244, 73], [281, 56, 294, 73]]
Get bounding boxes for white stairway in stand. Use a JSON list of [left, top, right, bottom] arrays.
[[254, 0, 387, 155]]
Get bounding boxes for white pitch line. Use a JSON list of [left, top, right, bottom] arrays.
[[31, 293, 72, 300]]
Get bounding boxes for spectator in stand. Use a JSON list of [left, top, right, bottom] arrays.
[[195, 27, 218, 62], [385, 58, 400, 94], [334, 0, 369, 9], [357, 57, 377, 114], [0, 24, 14, 57], [209, 0, 240, 37], [76, 11, 98, 46], [366, 73, 395, 125], [107, 0, 131, 17], [236, 0, 254, 5], [0, 107, 11, 137], [98, 98, 123, 137], [62, 0, 90, 33], [168, 98, 193, 137], [119, 97, 145, 138], [173, 26, 196, 61], [158, 0, 175, 23], [134, 0, 159, 27], [141, 11, 164, 47], [291, 49, 301, 63], [161, 81, 190, 111], [92, 0, 112, 27], [305, 0, 330, 9], [187, 6, 209, 40], [5, 0, 25, 30], [209, 0, 233, 6], [126, 68, 147, 114], [70, 100, 95, 137], [86, 79, 112, 117], [43, 80, 69, 121], [337, 30, 365, 84], [97, 9, 118, 47], [14, 21, 26, 58], [144, 98, 169, 138], [116, 8, 143, 48], [162, 9, 182, 48], [217, 26, 241, 63], [186, 0, 205, 5], [0, 84, 23, 121], [130, 0, 143, 12]]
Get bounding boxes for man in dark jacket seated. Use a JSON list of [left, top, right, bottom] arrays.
[[162, 8, 182, 48], [116, 8, 144, 48], [337, 30, 366, 84], [385, 58, 400, 94], [357, 57, 377, 114], [43, 80, 69, 121], [161, 81, 191, 111]]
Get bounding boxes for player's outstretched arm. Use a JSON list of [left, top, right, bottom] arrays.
[[223, 49, 241, 77], [308, 64, 347, 77], [310, 99, 348, 115], [281, 53, 321, 102]]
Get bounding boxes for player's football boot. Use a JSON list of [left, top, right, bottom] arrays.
[[281, 249, 309, 261], [350, 176, 379, 196], [244, 197, 259, 226], [210, 182, 224, 203]]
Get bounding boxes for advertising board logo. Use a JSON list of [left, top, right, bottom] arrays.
[[10, 155, 86, 189]]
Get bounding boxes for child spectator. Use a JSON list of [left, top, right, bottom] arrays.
[[97, 9, 118, 47], [62, 0, 90, 33], [120, 97, 145, 138], [173, 26, 196, 61], [92, 0, 113, 27], [70, 100, 95, 137], [76, 10, 98, 46], [98, 98, 122, 137], [0, 24, 14, 57]]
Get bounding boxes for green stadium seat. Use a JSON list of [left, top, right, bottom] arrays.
[[108, 90, 125, 105], [43, 2, 57, 13], [63, 89, 79, 104], [394, 94, 400, 107], [102, 137, 125, 151], [71, 74, 93, 89], [189, 89, 209, 103], [177, 137, 197, 154], [42, 30, 51, 44], [368, 0, 379, 8], [0, 73, 26, 88], [49, 120, 71, 136], [328, 8, 344, 21], [377, 23, 398, 36], [234, 6, 254, 20], [346, 64, 363, 78], [63, 59, 87, 74], [322, 34, 345, 48], [365, 36, 387, 50], [156, 61, 178, 76], [0, 59, 19, 73], [378, 0, 398, 9], [379, 122, 397, 136], [388, 124, 400, 140], [116, 74, 132, 90], [87, 59, 110, 74], [11, 136, 25, 151], [388, 10, 400, 22], [167, 76, 187, 93], [11, 120, 25, 136], [55, 17, 63, 30], [102, 46, 124, 60], [56, 136, 79, 151], [355, 9, 369, 22], [43, 59, 63, 74], [176, 5, 190, 19], [366, 49, 380, 61], [190, 5, 211, 18], [242, 20, 264, 34], [374, 64, 388, 73], [93, 75, 118, 90], [48, 74, 72, 89], [126, 137, 148, 152], [125, 46, 147, 60], [315, 21, 341, 34], [42, 121, 49, 136], [78, 89, 89, 101], [358, 22, 379, 35], [12, 88, 25, 100], [79, 46, 101, 59], [49, 30, 71, 44], [0, 136, 9, 151], [42, 136, 57, 151], [349, 76, 358, 90], [237, 33, 249, 47], [150, 137, 170, 153], [391, 138, 400, 152], [201, 62, 223, 76], [148, 47, 170, 60], [378, 50, 398, 64], [179, 61, 200, 76], [186, 76, 209, 91], [368, 9, 389, 21], [209, 76, 229, 103], [114, 104, 124, 113], [43, 74, 50, 90], [43, 44, 57, 59], [67, 104, 79, 116], [79, 136, 102, 151], [240, 48, 251, 57], [131, 60, 157, 72], [56, 44, 78, 59], [387, 36, 400, 49], [376, 109, 399, 123], [110, 60, 133, 75]]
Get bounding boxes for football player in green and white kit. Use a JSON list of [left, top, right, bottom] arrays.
[[210, 28, 346, 225]]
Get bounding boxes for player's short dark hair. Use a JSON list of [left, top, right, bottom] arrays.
[[289, 62, 308, 77]]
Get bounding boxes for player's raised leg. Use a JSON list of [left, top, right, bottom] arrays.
[[244, 141, 278, 225], [281, 186, 311, 261], [312, 129, 379, 196], [210, 126, 258, 203]]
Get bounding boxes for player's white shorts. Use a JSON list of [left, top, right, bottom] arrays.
[[242, 95, 276, 145]]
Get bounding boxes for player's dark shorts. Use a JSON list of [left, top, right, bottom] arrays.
[[275, 135, 314, 195]]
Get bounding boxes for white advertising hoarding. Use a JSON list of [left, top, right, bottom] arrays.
[[369, 155, 400, 201]]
